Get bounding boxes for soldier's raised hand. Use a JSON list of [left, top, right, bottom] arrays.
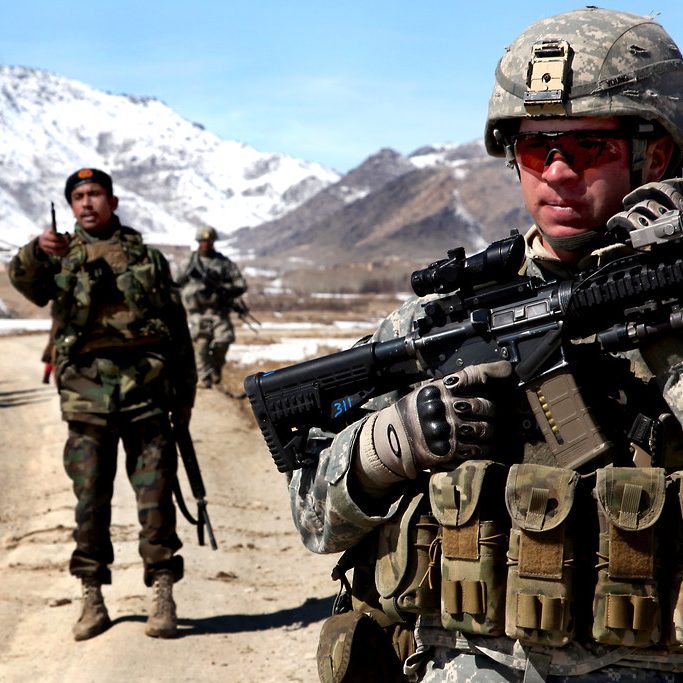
[[354, 360, 512, 489], [37, 226, 70, 258]]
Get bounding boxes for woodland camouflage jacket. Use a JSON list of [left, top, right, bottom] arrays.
[[9, 217, 197, 417]]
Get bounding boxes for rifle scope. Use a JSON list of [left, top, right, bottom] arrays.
[[411, 232, 525, 296]]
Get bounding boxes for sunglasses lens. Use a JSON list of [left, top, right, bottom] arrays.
[[514, 133, 626, 173]]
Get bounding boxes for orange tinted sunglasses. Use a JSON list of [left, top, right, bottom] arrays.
[[512, 130, 631, 174]]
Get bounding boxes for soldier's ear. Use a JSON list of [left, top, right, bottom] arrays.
[[644, 135, 675, 182], [109, 195, 119, 212]]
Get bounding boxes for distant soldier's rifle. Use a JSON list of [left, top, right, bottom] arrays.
[[233, 297, 261, 332], [172, 420, 218, 550]]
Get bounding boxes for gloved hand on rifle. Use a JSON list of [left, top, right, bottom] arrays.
[[354, 360, 512, 492], [607, 179, 683, 235]]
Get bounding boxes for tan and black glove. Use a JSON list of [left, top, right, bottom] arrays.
[[607, 179, 683, 234], [355, 361, 512, 490]]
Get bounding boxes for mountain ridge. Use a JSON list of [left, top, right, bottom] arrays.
[[0, 65, 530, 272]]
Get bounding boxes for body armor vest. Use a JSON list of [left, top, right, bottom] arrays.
[[52, 224, 172, 359]]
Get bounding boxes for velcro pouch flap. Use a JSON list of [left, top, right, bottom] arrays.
[[595, 467, 666, 532], [505, 464, 578, 532], [429, 460, 497, 528]]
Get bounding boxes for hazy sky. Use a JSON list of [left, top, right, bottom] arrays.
[[2, 1, 683, 172]]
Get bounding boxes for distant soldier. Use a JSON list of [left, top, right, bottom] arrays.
[[177, 227, 247, 389], [40, 315, 58, 384], [9, 168, 197, 641]]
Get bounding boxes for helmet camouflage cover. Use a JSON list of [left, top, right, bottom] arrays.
[[485, 7, 683, 158], [196, 226, 217, 241]]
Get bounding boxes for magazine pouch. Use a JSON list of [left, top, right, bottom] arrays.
[[429, 460, 508, 635], [592, 466, 665, 647], [505, 463, 578, 646], [375, 490, 440, 622]]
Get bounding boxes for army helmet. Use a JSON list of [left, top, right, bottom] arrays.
[[485, 7, 683, 168], [196, 226, 217, 242]]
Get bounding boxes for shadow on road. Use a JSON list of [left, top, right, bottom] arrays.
[[109, 594, 336, 637], [0, 386, 56, 408]]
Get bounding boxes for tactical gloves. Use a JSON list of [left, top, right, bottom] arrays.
[[607, 179, 683, 235], [355, 361, 512, 490]]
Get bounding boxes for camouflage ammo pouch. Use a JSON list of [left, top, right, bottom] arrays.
[[316, 610, 407, 683], [429, 460, 509, 636], [505, 463, 578, 647], [592, 466, 665, 647], [375, 491, 440, 622]]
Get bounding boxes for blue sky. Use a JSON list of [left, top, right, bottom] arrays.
[[2, 1, 683, 173]]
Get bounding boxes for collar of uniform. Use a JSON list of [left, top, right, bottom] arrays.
[[524, 226, 579, 280], [74, 215, 121, 243]]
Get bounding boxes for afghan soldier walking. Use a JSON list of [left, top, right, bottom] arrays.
[[177, 227, 247, 389], [9, 168, 197, 641]]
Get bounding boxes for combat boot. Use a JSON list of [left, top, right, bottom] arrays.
[[145, 571, 177, 638], [73, 577, 111, 641]]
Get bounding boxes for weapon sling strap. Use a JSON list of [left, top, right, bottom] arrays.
[[172, 478, 206, 546]]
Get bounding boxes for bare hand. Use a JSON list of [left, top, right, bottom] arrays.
[[37, 227, 70, 257]]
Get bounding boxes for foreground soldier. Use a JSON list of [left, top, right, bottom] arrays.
[[177, 227, 247, 389], [288, 9, 683, 682], [9, 168, 197, 641]]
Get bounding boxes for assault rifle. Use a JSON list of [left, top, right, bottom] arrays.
[[244, 212, 683, 474], [233, 297, 261, 332]]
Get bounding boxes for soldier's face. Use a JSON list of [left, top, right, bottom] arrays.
[[516, 117, 632, 253], [69, 183, 118, 233]]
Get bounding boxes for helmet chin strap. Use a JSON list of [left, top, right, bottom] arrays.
[[536, 224, 607, 252]]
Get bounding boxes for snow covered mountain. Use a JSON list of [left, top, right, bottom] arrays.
[[0, 65, 339, 252]]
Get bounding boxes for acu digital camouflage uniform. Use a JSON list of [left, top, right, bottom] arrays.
[[290, 233, 683, 682], [177, 228, 247, 387], [9, 214, 197, 587], [288, 8, 683, 682]]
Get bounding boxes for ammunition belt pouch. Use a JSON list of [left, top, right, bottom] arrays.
[[429, 460, 509, 636], [592, 466, 665, 647], [375, 491, 440, 623], [505, 463, 578, 647], [316, 610, 407, 683]]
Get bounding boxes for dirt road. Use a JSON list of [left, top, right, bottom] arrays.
[[0, 333, 341, 683]]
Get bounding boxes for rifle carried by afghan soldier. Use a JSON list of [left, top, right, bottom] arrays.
[[233, 296, 261, 332], [172, 420, 218, 550], [245, 211, 683, 474]]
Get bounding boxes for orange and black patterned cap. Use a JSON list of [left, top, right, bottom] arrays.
[[64, 168, 113, 203]]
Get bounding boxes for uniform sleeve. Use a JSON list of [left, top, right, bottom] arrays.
[[220, 258, 247, 298], [8, 238, 58, 307], [287, 297, 423, 554], [151, 248, 198, 407], [637, 335, 683, 426]]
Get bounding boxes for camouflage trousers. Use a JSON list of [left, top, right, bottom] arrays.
[[418, 648, 680, 682], [188, 312, 235, 384], [64, 414, 183, 586]]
